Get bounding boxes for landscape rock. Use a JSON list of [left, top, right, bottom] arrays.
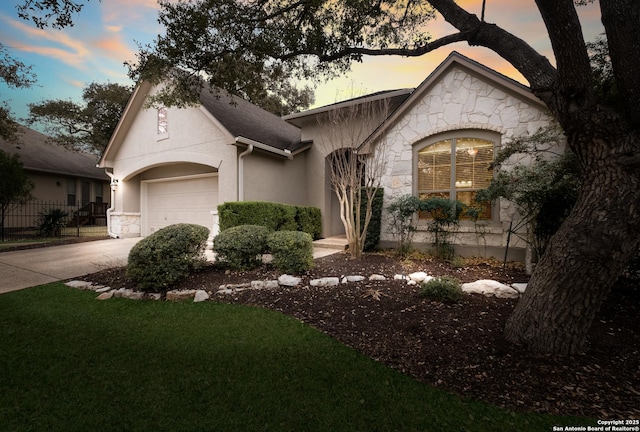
[[96, 291, 114, 300], [219, 282, 251, 290], [369, 274, 386, 281], [65, 280, 94, 290], [113, 288, 133, 298], [310, 277, 340, 287], [166, 290, 197, 301], [95, 286, 112, 293], [345, 275, 365, 282], [194, 290, 210, 302], [512, 283, 527, 294], [461, 280, 520, 299], [393, 274, 407, 281], [147, 293, 162, 300], [122, 291, 144, 300], [408, 271, 429, 283], [278, 274, 302, 287], [251, 280, 279, 290]]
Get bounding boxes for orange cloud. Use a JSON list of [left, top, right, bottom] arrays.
[[1, 13, 91, 68], [92, 36, 137, 63]]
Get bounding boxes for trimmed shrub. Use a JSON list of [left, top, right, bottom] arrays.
[[419, 276, 462, 303], [360, 187, 384, 251], [218, 202, 295, 232], [218, 201, 322, 238], [127, 223, 209, 291], [267, 230, 314, 274], [213, 225, 270, 270], [296, 206, 322, 240]]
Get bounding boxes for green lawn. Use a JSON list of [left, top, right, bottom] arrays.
[[0, 283, 591, 432]]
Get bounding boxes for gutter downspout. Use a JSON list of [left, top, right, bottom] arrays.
[[237, 143, 253, 201], [104, 169, 119, 239]]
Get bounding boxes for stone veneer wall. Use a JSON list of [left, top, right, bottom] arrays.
[[378, 66, 557, 258], [110, 212, 141, 238]]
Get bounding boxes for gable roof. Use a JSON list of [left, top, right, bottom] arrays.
[[99, 81, 306, 167], [199, 89, 304, 153], [362, 51, 547, 148], [283, 88, 413, 126], [0, 126, 108, 181]]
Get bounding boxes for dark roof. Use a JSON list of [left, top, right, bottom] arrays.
[[198, 88, 303, 152], [0, 127, 109, 181]]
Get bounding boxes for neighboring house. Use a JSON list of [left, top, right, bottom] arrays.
[[1, 127, 110, 227], [99, 52, 558, 260]]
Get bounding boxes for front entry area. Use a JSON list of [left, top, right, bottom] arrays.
[[141, 174, 219, 236]]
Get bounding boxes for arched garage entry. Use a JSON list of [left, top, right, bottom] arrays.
[[141, 172, 219, 236]]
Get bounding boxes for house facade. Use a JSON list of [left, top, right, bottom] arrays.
[[1, 127, 109, 205], [1, 127, 110, 230], [99, 52, 559, 260]]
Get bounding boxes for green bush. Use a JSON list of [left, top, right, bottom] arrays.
[[419, 276, 462, 303], [127, 223, 209, 291], [212, 225, 271, 270], [360, 187, 384, 251], [218, 202, 295, 232], [295, 206, 322, 240], [218, 201, 322, 239], [37, 208, 68, 237], [267, 230, 314, 274], [387, 194, 422, 255]]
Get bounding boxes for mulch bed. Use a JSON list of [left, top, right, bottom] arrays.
[[82, 251, 640, 420]]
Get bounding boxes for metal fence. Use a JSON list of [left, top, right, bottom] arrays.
[[1, 200, 109, 242]]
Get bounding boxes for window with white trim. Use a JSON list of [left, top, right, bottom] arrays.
[[157, 107, 168, 137], [416, 134, 495, 219]]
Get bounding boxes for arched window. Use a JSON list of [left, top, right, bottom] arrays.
[[416, 133, 496, 219]]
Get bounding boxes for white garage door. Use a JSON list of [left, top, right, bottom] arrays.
[[143, 175, 218, 236]]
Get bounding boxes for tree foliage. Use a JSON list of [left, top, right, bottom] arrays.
[[0, 43, 37, 142], [28, 82, 132, 155], [478, 126, 581, 260], [17, 0, 89, 29], [0, 149, 35, 241]]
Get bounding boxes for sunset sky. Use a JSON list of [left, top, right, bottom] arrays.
[[1, 0, 604, 125]]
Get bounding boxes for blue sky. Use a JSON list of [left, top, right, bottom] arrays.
[[1, 0, 604, 125]]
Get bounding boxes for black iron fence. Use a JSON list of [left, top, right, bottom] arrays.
[[1, 200, 109, 242]]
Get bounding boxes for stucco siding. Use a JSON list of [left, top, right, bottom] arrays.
[[242, 151, 308, 205]]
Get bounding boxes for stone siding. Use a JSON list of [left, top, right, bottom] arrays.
[[378, 66, 556, 255]]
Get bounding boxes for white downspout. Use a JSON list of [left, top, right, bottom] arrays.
[[237, 143, 253, 201], [104, 169, 119, 239]]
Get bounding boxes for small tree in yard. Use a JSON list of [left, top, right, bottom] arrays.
[[0, 150, 34, 241], [477, 126, 581, 270], [322, 97, 390, 259], [386, 194, 422, 256]]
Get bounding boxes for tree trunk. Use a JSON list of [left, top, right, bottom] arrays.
[[504, 129, 640, 355]]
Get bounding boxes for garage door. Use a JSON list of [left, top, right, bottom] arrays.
[[143, 175, 218, 236]]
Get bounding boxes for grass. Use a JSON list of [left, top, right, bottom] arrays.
[[0, 283, 592, 432]]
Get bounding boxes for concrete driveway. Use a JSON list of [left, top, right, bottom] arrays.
[[0, 237, 142, 294], [0, 236, 344, 294]]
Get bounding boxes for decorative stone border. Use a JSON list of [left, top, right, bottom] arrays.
[[65, 271, 526, 302]]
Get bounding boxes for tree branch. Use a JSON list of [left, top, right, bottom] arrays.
[[601, 0, 640, 127], [281, 31, 471, 61]]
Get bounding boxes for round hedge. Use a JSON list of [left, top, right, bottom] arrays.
[[127, 223, 209, 291]]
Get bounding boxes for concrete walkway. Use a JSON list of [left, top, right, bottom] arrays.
[[0, 236, 345, 294]]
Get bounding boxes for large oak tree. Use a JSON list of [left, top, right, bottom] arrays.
[[28, 82, 132, 155], [21, 0, 640, 355]]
